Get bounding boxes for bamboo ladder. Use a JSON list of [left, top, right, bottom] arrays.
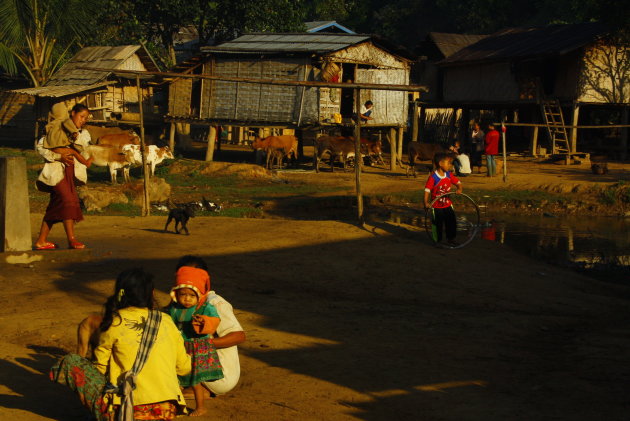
[[541, 99, 571, 155]]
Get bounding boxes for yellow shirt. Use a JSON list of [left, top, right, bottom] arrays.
[[94, 307, 191, 406]]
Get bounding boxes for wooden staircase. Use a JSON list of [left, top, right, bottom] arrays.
[[541, 100, 571, 154]]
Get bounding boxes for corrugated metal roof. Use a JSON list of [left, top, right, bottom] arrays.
[[11, 82, 113, 97], [203, 33, 370, 54], [304, 21, 356, 34], [45, 45, 159, 86], [440, 22, 607, 65], [429, 32, 488, 58]]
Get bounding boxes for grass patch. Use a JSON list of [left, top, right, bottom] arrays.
[[0, 147, 42, 166], [599, 181, 630, 205], [98, 202, 141, 216]]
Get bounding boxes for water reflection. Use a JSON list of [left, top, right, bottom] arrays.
[[386, 211, 630, 281]]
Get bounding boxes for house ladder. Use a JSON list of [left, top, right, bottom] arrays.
[[541, 100, 571, 154]]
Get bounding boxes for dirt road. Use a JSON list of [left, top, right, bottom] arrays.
[[0, 213, 629, 420]]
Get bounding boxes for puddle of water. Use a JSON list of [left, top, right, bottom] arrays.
[[385, 210, 630, 281]]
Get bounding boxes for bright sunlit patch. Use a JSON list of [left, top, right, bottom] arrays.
[[415, 380, 487, 392]]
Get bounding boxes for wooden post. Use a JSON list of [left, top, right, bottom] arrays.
[[621, 106, 628, 161], [418, 106, 426, 140], [501, 120, 508, 183], [136, 75, 150, 216], [354, 89, 364, 226], [397, 127, 404, 166], [389, 127, 397, 171], [459, 108, 470, 147], [205, 126, 217, 161], [448, 108, 458, 142], [530, 125, 539, 157], [411, 102, 419, 142], [168, 122, 176, 152], [233, 126, 241, 145], [570, 103, 580, 153]]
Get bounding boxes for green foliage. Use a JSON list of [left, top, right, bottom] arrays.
[[600, 182, 630, 205], [0, 0, 100, 85]]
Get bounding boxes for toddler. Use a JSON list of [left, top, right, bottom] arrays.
[[44, 102, 92, 167], [166, 266, 224, 416]]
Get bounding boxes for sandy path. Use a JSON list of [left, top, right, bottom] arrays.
[[0, 214, 628, 420]]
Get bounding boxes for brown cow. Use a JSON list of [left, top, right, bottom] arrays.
[[315, 136, 357, 173], [86, 144, 139, 183], [251, 135, 298, 169], [85, 124, 133, 143], [407, 141, 447, 177], [97, 132, 140, 148]]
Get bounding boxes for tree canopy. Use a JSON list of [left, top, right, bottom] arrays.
[[0, 0, 627, 85]]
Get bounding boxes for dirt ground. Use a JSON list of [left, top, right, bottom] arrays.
[[0, 208, 629, 420]]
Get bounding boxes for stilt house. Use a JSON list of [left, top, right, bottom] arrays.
[[12, 45, 161, 136], [166, 33, 412, 129], [436, 22, 629, 156]]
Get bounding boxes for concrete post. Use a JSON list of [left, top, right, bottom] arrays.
[[0, 157, 32, 251]]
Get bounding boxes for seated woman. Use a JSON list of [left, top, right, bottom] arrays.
[[51, 268, 191, 420]]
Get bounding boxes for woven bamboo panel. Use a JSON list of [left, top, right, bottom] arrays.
[[202, 57, 305, 123], [168, 78, 193, 115]]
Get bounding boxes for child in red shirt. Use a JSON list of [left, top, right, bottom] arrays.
[[424, 153, 463, 246]]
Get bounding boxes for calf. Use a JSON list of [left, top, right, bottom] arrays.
[[251, 135, 298, 168], [407, 141, 447, 177], [360, 137, 385, 166], [86, 144, 139, 183], [124, 144, 175, 176], [315, 136, 356, 172]]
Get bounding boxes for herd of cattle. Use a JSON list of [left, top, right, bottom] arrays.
[[79, 124, 446, 183], [83, 125, 174, 183]]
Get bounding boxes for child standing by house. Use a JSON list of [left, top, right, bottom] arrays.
[[424, 153, 463, 246], [166, 266, 224, 416]]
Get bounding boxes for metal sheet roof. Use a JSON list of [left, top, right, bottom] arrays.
[[440, 22, 607, 66], [203, 33, 370, 54], [304, 21, 356, 34], [429, 32, 488, 58], [11, 82, 113, 97]]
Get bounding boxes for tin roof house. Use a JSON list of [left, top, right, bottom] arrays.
[[166, 32, 412, 129]]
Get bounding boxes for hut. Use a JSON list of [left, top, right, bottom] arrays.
[[165, 32, 413, 148], [435, 22, 629, 158], [12, 45, 162, 140]]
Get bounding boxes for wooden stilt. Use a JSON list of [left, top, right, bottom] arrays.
[[411, 102, 419, 142], [389, 127, 397, 171], [530, 125, 539, 157], [136, 75, 150, 216], [354, 89, 364, 226], [621, 107, 628, 161], [397, 127, 404, 166], [168, 122, 176, 151], [206, 126, 217, 161], [570, 104, 580, 154]]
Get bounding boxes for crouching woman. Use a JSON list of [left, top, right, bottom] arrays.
[[50, 268, 191, 420]]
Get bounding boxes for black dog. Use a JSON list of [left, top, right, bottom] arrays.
[[164, 205, 195, 235]]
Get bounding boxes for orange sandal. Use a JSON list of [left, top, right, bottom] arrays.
[[35, 242, 57, 250], [69, 241, 86, 249]]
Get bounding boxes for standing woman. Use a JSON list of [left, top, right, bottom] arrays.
[[50, 268, 191, 420], [35, 103, 91, 249]]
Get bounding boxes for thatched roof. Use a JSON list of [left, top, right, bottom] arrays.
[[13, 45, 159, 97], [428, 32, 488, 58]]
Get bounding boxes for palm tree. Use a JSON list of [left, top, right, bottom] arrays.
[[0, 0, 98, 86]]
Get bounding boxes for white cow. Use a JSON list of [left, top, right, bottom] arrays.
[[125, 145, 175, 177]]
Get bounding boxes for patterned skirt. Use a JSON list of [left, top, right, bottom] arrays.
[[179, 337, 224, 387], [50, 353, 179, 420]]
